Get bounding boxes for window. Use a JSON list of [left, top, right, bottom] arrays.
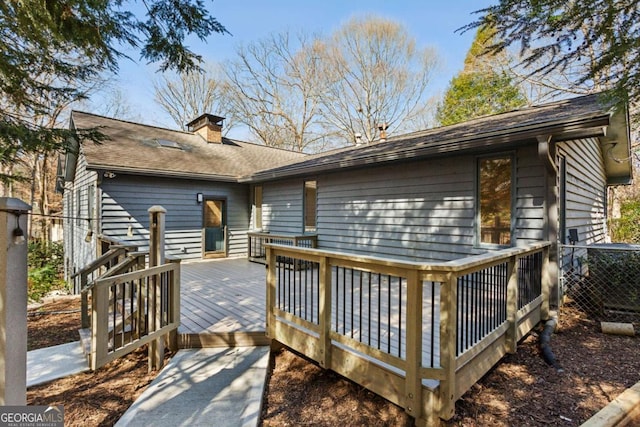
[[254, 185, 262, 229], [87, 184, 95, 232], [76, 189, 81, 226], [304, 180, 317, 232], [478, 156, 512, 245], [87, 184, 95, 220]]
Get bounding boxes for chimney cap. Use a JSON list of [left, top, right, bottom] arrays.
[[186, 114, 225, 131]]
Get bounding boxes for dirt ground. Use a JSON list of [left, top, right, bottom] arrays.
[[28, 297, 639, 426]]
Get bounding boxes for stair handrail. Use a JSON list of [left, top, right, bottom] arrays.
[[77, 243, 141, 329]]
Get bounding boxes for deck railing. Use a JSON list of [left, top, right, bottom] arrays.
[[247, 231, 317, 263], [86, 260, 181, 370], [74, 240, 142, 329], [266, 242, 551, 426]]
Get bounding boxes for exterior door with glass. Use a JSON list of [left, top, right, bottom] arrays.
[[203, 198, 226, 257]]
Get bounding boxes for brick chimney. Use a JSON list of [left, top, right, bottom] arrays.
[[186, 114, 224, 143]]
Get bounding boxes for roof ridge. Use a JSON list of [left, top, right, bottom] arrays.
[[71, 110, 194, 136], [224, 137, 307, 155], [72, 110, 306, 157]]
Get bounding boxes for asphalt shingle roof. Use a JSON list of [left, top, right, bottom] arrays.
[[71, 111, 307, 181], [244, 93, 616, 182]]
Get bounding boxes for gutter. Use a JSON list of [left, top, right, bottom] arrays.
[[86, 165, 241, 183]]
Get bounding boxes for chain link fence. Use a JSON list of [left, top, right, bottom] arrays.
[[560, 244, 640, 328]]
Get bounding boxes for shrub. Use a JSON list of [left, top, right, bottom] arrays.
[[609, 200, 640, 243], [27, 240, 65, 302]]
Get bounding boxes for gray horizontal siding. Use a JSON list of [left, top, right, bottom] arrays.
[[515, 144, 546, 244], [261, 145, 549, 263], [262, 180, 303, 234], [557, 138, 607, 275], [64, 152, 99, 281], [317, 156, 478, 262], [100, 175, 249, 260], [559, 137, 607, 246]]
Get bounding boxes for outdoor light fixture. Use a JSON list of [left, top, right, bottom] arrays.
[[127, 216, 134, 237], [196, 193, 203, 203], [13, 213, 26, 245], [85, 219, 93, 242]]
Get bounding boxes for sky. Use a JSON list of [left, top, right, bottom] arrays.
[[88, 1, 494, 138]]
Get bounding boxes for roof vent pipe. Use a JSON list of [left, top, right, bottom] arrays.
[[354, 133, 363, 146], [378, 123, 388, 142]]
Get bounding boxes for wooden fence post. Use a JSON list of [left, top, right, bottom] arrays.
[[506, 255, 519, 353], [438, 274, 457, 421], [148, 206, 166, 371], [404, 270, 423, 420], [318, 255, 332, 368]]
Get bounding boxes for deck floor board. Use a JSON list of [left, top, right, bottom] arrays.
[[179, 258, 266, 335]]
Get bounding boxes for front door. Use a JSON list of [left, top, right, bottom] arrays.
[[203, 198, 226, 257]]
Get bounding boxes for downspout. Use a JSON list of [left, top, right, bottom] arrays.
[[537, 135, 563, 371], [537, 134, 557, 175], [537, 135, 559, 307]]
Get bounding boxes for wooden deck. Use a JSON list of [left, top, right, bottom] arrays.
[[178, 258, 270, 348]]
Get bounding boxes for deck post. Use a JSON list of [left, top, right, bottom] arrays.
[[91, 284, 109, 370], [80, 272, 89, 328], [540, 246, 551, 320], [318, 255, 332, 368], [265, 246, 276, 340], [168, 258, 181, 351], [404, 269, 423, 420], [506, 255, 519, 353], [148, 206, 166, 371], [438, 274, 457, 421]]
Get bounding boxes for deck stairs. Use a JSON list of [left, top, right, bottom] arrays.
[[77, 249, 148, 362]]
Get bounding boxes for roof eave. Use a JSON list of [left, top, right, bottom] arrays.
[[87, 164, 240, 182], [600, 103, 633, 185]]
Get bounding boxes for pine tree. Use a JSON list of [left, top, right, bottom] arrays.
[[460, 0, 639, 118], [436, 26, 526, 126], [0, 1, 227, 183]]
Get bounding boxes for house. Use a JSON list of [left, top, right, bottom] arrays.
[[59, 111, 306, 280], [61, 93, 632, 301], [60, 93, 632, 425], [241, 93, 631, 304]]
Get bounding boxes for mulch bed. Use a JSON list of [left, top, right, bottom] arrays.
[[27, 296, 170, 426], [28, 296, 82, 351], [27, 297, 639, 426]]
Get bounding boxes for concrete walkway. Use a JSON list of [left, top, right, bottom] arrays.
[[115, 346, 270, 427], [27, 341, 89, 387], [27, 342, 271, 426]]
